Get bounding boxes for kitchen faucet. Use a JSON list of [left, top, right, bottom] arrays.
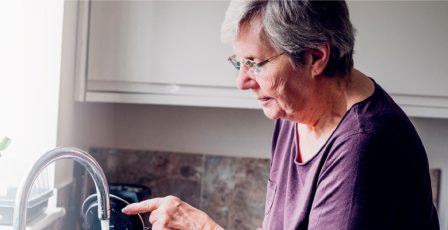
[[12, 147, 111, 230]]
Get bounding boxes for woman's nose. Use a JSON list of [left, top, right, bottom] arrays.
[[236, 67, 259, 90]]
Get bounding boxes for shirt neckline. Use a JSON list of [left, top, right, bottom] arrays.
[[292, 78, 378, 166]]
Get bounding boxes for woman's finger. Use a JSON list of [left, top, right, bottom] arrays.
[[148, 209, 160, 224], [121, 198, 162, 215]]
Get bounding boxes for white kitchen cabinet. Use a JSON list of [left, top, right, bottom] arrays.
[[74, 1, 448, 117], [74, 0, 257, 109], [348, 1, 448, 118]]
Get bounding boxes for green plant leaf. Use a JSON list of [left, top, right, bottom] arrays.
[[0, 137, 11, 152]]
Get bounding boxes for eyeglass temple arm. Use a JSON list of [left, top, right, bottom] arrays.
[[257, 52, 286, 66]]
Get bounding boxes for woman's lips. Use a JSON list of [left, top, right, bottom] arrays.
[[257, 96, 273, 106]]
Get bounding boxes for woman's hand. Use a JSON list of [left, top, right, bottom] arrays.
[[121, 195, 223, 230]]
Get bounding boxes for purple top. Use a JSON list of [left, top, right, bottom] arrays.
[[261, 82, 439, 230]]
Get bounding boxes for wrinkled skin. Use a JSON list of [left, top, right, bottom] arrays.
[[122, 195, 223, 230]]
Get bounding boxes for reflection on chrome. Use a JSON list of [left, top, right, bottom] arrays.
[[12, 147, 110, 230]]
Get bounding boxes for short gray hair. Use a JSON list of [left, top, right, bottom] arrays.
[[221, 0, 355, 77]]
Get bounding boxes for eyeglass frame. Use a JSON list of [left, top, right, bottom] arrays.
[[227, 52, 286, 76]]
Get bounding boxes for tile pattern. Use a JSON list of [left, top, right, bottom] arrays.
[[201, 156, 269, 229], [85, 148, 270, 230], [430, 168, 441, 209], [88, 148, 204, 206]]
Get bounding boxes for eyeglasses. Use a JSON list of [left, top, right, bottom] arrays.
[[227, 52, 285, 76]]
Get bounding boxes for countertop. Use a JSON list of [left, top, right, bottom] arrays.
[[0, 207, 65, 230]]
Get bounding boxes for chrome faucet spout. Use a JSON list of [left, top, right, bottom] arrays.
[[12, 147, 110, 230]]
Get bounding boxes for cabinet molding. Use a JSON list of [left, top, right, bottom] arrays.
[[393, 94, 448, 119], [74, 0, 90, 102], [86, 80, 258, 109]]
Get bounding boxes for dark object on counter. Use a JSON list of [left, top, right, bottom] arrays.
[[109, 184, 152, 228], [109, 184, 151, 204], [81, 194, 151, 230], [88, 183, 152, 228]]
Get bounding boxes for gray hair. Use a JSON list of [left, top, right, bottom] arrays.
[[221, 0, 355, 77]]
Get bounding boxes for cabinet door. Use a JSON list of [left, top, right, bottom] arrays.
[[150, 1, 236, 87], [87, 1, 156, 83], [87, 1, 236, 87], [349, 1, 448, 97]]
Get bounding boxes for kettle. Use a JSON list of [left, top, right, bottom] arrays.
[[82, 183, 152, 229], [81, 194, 151, 230]]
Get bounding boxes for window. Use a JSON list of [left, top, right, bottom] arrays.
[[0, 0, 64, 204]]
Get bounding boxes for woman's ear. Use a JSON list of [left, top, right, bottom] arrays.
[[309, 43, 330, 77]]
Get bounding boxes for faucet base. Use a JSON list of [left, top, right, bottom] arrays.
[[82, 194, 147, 230]]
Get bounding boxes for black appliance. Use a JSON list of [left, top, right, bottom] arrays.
[[82, 184, 151, 230]]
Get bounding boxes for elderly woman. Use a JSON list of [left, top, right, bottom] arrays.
[[122, 1, 439, 229]]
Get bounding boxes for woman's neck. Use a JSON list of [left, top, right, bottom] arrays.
[[299, 69, 374, 137]]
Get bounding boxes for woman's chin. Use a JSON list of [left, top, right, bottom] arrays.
[[262, 107, 285, 120]]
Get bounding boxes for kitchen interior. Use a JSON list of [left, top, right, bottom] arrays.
[[1, 1, 448, 230]]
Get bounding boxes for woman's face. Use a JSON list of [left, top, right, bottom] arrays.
[[233, 18, 316, 122]]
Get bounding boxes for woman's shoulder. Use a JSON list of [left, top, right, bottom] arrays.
[[340, 80, 412, 137], [325, 81, 426, 162]]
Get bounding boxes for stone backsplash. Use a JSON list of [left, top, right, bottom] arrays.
[[84, 148, 270, 230]]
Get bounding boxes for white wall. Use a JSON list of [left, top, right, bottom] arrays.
[[56, 1, 115, 186], [113, 104, 273, 158], [412, 118, 448, 229]]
